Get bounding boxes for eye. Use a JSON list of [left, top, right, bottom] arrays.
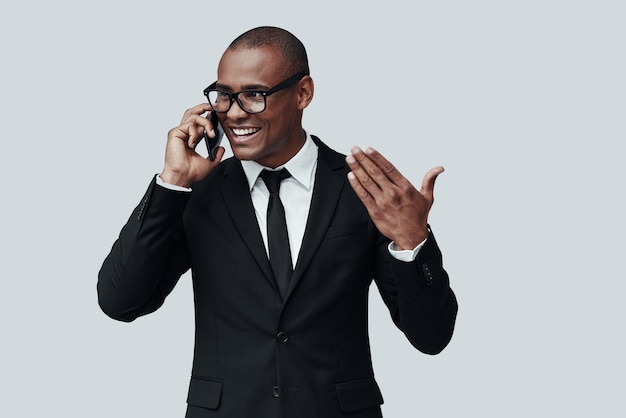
[[242, 90, 266, 101]]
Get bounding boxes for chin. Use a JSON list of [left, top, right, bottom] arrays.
[[231, 147, 258, 162]]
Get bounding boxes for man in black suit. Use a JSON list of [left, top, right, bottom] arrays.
[[98, 26, 457, 418]]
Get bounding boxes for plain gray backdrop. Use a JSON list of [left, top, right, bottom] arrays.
[[1, 1, 624, 417]]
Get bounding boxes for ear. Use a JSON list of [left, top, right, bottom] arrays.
[[296, 75, 314, 110]]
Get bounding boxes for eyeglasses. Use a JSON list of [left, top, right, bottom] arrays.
[[203, 73, 306, 114]]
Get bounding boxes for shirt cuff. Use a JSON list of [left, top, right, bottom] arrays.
[[388, 237, 427, 262], [155, 174, 192, 192]]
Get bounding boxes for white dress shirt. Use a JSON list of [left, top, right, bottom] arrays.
[[240, 132, 317, 267], [156, 131, 425, 264]]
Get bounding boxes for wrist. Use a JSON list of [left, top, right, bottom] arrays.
[[395, 228, 428, 251], [159, 170, 191, 188]]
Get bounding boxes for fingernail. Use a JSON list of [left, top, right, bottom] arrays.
[[346, 154, 355, 163]]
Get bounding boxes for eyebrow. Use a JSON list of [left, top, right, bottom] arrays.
[[215, 82, 270, 91]]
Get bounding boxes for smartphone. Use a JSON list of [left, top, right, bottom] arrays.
[[203, 112, 224, 161]]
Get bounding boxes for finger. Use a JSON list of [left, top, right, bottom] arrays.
[[349, 146, 402, 192], [364, 147, 407, 186], [347, 171, 377, 211], [191, 124, 206, 148], [420, 166, 445, 202], [204, 112, 219, 139], [168, 121, 203, 150], [180, 103, 213, 124], [346, 151, 382, 196], [182, 115, 213, 147], [168, 124, 191, 145]]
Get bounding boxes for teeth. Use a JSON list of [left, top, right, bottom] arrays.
[[232, 127, 260, 136]]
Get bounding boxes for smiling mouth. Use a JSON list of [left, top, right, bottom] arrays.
[[231, 127, 260, 137]]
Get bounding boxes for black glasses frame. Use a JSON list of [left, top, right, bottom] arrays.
[[203, 72, 307, 114]]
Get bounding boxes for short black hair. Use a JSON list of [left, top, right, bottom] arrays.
[[229, 26, 310, 77]]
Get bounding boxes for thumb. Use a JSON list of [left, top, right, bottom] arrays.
[[420, 166, 445, 202]]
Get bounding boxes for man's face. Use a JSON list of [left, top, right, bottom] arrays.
[[215, 46, 311, 168]]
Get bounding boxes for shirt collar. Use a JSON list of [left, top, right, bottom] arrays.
[[240, 130, 318, 191]]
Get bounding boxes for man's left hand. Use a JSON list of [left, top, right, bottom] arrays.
[[346, 146, 443, 250]]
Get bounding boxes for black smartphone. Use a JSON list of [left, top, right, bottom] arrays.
[[203, 112, 224, 161]]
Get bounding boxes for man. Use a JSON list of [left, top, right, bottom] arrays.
[[98, 26, 457, 418]]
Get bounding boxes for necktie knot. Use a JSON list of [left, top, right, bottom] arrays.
[[260, 168, 291, 194]]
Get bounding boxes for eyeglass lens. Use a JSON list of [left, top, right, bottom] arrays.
[[206, 91, 266, 114]]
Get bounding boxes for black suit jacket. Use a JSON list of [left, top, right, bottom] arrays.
[[98, 137, 457, 418]]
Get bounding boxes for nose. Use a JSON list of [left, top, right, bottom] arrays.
[[226, 97, 248, 120]]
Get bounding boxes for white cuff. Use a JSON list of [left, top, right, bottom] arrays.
[[155, 174, 192, 192], [388, 237, 427, 262]]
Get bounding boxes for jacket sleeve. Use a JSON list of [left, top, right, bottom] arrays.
[[97, 177, 192, 322], [373, 227, 458, 355]]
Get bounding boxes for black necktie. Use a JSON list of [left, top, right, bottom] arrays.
[[260, 168, 292, 298]]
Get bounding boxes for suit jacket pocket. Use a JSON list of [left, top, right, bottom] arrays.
[[324, 221, 368, 241], [187, 376, 223, 410], [335, 378, 384, 412]]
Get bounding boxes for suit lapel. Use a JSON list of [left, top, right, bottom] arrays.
[[220, 160, 279, 294], [218, 138, 348, 302], [286, 137, 347, 300]]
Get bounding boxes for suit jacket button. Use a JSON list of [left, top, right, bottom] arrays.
[[272, 386, 280, 398], [277, 332, 289, 343]]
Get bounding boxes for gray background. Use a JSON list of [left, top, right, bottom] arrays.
[[1, 1, 624, 417]]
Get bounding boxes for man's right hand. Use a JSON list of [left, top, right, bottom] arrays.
[[159, 104, 225, 188]]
